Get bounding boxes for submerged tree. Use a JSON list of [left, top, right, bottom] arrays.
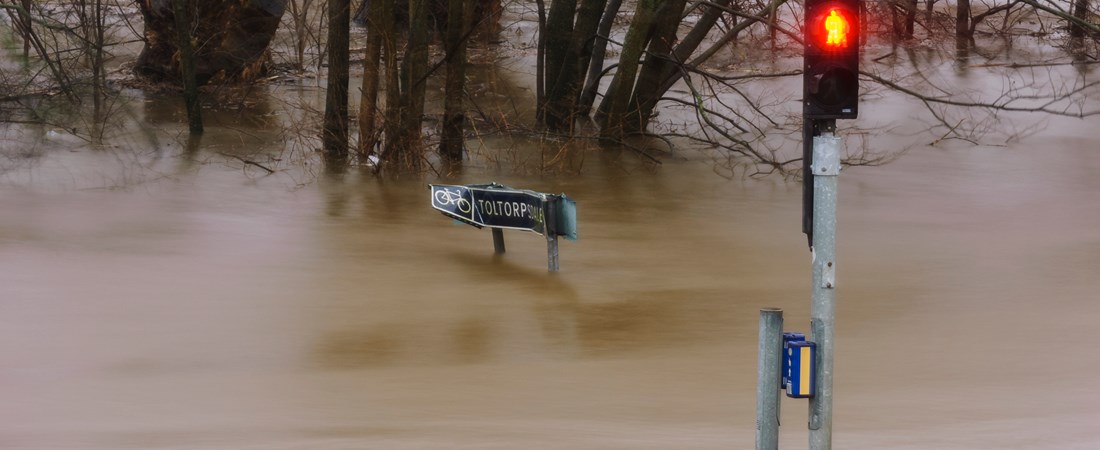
[[323, 0, 351, 164], [134, 0, 287, 85], [440, 0, 475, 161]]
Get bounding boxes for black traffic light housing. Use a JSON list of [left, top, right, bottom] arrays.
[[803, 0, 861, 119]]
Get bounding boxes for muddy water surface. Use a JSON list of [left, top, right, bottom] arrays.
[[4, 136, 1099, 448], [2, 51, 1100, 450]]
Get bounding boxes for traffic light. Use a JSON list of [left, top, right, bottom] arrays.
[[804, 0, 861, 119]]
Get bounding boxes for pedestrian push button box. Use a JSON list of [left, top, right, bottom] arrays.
[[785, 340, 817, 398], [780, 332, 806, 389]]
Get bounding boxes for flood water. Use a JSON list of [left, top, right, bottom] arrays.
[[3, 31, 1100, 450]]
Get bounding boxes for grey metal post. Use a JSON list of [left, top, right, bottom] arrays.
[[492, 228, 506, 254], [545, 196, 559, 272], [808, 132, 840, 450], [756, 308, 784, 450]]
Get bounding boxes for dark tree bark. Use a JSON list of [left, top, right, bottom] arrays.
[[381, 0, 403, 165], [598, 0, 661, 139], [323, 0, 351, 163], [631, 0, 729, 128], [135, 0, 287, 85], [956, 0, 970, 39], [358, 0, 384, 157], [542, 0, 609, 131], [624, 0, 687, 133], [19, 0, 31, 57], [577, 0, 624, 115], [540, 0, 577, 127], [382, 0, 429, 169], [535, 0, 547, 120], [1070, 0, 1089, 40], [905, 0, 918, 38], [172, 0, 203, 134], [440, 0, 472, 161]]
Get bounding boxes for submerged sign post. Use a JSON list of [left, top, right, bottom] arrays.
[[430, 183, 577, 271]]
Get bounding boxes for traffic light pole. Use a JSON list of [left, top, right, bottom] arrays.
[[803, 0, 857, 445], [807, 120, 839, 450]]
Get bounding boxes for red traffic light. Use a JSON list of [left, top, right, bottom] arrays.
[[807, 4, 857, 52], [804, 0, 861, 119], [822, 9, 850, 48]]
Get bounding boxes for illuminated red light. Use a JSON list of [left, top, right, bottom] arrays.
[[822, 9, 850, 48]]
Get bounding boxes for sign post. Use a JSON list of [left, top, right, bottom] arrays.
[[544, 195, 559, 272], [492, 228, 506, 254], [429, 183, 576, 272]]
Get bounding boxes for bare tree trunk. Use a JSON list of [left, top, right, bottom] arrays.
[[905, 0, 918, 38], [1070, 0, 1089, 40], [20, 0, 31, 57], [405, 0, 430, 168], [93, 0, 105, 122], [577, 0, 623, 116], [358, 0, 384, 157], [535, 0, 547, 122], [625, 0, 687, 133], [598, 0, 661, 139], [173, 0, 203, 134], [956, 0, 970, 39], [289, 0, 313, 72], [382, 0, 403, 165], [440, 0, 471, 161], [323, 0, 351, 164], [955, 0, 970, 62], [891, 0, 902, 37], [384, 0, 429, 169], [768, 0, 778, 48], [925, 0, 935, 28], [630, 0, 730, 127], [79, 0, 107, 134], [543, 0, 609, 131], [536, 0, 572, 126]]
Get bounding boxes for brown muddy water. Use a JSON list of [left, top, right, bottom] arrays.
[[2, 33, 1100, 450], [4, 127, 1099, 449]]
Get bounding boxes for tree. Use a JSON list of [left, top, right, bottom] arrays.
[[596, 0, 662, 139], [134, 0, 287, 85], [440, 0, 474, 161], [323, 0, 351, 164], [379, 0, 430, 170], [172, 0, 203, 134], [541, 0, 610, 131], [358, 0, 386, 158]]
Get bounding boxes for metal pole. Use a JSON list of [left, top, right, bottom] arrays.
[[808, 131, 840, 450], [492, 228, 506, 254], [545, 196, 559, 272], [756, 308, 784, 450]]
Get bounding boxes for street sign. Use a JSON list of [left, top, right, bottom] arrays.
[[430, 183, 577, 271], [430, 183, 549, 235]]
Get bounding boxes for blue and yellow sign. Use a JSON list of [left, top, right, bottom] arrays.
[[785, 341, 817, 398], [781, 332, 806, 389]]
